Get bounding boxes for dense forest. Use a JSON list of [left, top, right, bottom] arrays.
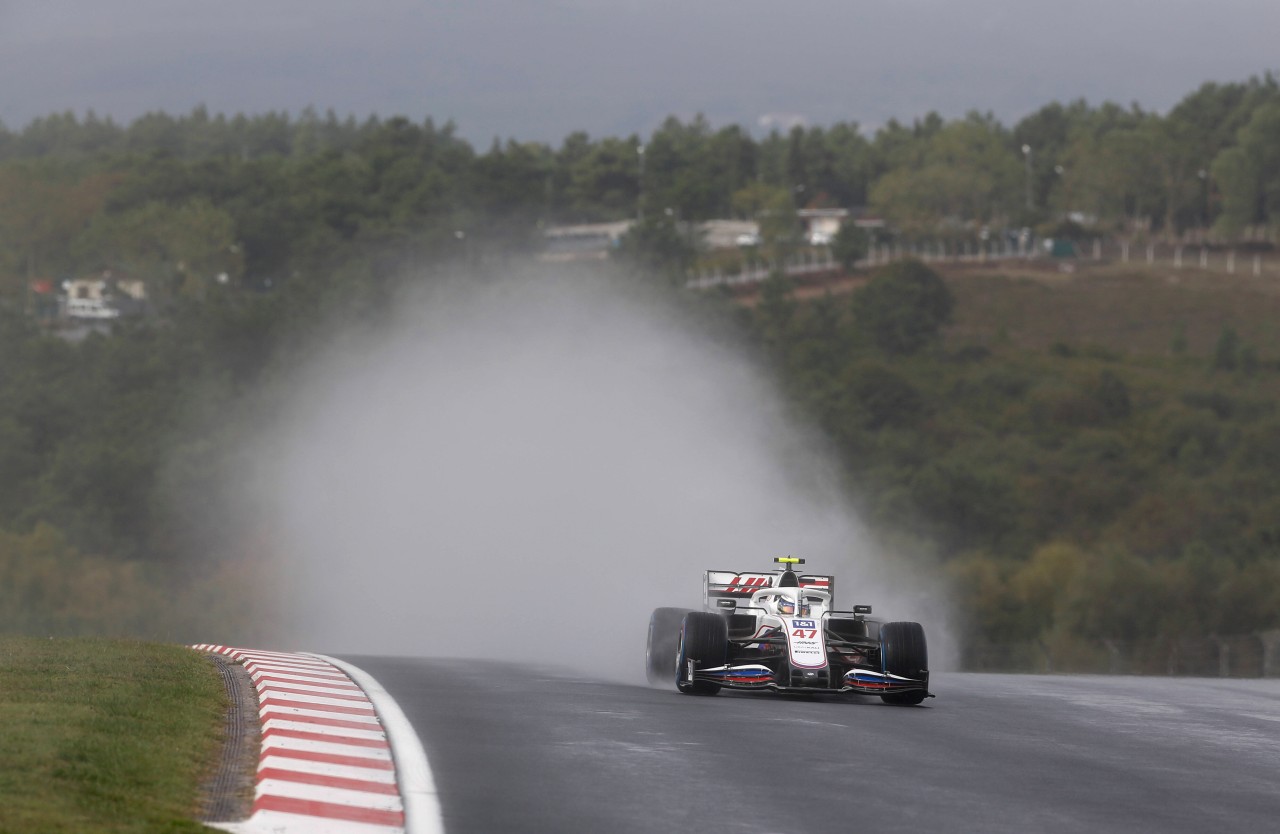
[[2, 73, 1279, 296], [3, 76, 1280, 667]]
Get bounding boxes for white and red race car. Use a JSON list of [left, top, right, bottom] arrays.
[[645, 557, 932, 705]]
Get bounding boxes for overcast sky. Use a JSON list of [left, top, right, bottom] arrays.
[[2, 0, 1277, 144]]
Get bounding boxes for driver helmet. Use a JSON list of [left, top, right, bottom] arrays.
[[777, 596, 796, 616]]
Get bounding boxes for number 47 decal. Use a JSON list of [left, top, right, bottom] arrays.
[[792, 628, 817, 639]]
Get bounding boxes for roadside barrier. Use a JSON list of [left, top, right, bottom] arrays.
[[684, 239, 1280, 290]]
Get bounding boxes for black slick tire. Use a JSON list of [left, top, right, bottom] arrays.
[[675, 612, 728, 695], [879, 621, 929, 706], [645, 607, 690, 686]]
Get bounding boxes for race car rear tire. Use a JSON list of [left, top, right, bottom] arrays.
[[879, 621, 929, 706], [646, 607, 691, 686], [676, 612, 728, 695]]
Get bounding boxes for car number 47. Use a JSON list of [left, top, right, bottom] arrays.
[[792, 628, 817, 639]]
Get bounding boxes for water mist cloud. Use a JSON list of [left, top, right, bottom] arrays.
[[260, 269, 951, 681]]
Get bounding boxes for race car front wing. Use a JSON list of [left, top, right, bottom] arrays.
[[689, 662, 928, 696]]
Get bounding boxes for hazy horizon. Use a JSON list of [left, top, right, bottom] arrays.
[[2, 0, 1277, 144]]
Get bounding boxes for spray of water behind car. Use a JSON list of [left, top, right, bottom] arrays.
[[251, 265, 954, 682]]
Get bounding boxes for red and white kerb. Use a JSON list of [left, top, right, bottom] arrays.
[[193, 645, 406, 834]]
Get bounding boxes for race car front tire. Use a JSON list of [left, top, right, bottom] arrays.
[[879, 621, 929, 706], [646, 607, 692, 685], [676, 612, 728, 695]]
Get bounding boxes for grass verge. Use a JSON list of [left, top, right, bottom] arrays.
[[0, 636, 226, 833]]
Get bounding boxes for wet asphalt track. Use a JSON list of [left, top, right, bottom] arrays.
[[343, 658, 1280, 834]]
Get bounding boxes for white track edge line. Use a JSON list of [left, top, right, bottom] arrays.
[[308, 654, 444, 834]]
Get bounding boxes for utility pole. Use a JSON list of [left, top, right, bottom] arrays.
[[1197, 168, 1208, 238], [637, 143, 646, 223], [1022, 144, 1033, 210]]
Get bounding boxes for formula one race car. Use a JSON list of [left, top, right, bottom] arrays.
[[645, 557, 932, 705]]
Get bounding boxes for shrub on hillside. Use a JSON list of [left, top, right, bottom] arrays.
[[843, 362, 925, 429], [851, 259, 953, 356]]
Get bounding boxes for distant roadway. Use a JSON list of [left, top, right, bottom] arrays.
[[344, 658, 1280, 833]]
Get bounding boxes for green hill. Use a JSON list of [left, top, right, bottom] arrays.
[[743, 261, 1280, 673]]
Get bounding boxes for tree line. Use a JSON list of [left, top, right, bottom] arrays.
[[2, 74, 1279, 299]]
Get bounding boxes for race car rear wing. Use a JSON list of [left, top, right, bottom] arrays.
[[704, 570, 835, 610]]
